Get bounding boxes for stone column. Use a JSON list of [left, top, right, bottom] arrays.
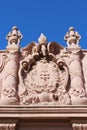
[[0, 26, 23, 105], [82, 52, 87, 95], [68, 47, 86, 104], [64, 27, 87, 105]]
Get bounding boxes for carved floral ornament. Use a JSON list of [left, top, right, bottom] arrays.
[[0, 26, 87, 105]]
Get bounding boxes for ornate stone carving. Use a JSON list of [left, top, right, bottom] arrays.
[[18, 35, 71, 105], [0, 26, 23, 105], [0, 123, 16, 130], [72, 123, 87, 130], [64, 27, 81, 46], [68, 50, 86, 104], [64, 27, 87, 105], [0, 53, 19, 104], [38, 33, 47, 44], [0, 27, 87, 105], [6, 26, 23, 53]]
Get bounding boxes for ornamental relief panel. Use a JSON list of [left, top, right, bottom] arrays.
[[19, 53, 70, 105]]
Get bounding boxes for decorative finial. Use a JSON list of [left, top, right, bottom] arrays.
[[6, 26, 23, 52], [6, 26, 23, 46], [64, 26, 81, 46], [38, 33, 47, 44]]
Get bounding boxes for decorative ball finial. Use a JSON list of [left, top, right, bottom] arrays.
[[38, 33, 47, 44], [64, 26, 81, 46]]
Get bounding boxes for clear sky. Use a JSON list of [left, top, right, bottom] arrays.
[[0, 0, 87, 49]]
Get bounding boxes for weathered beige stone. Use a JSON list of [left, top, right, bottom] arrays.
[[0, 26, 87, 129], [0, 26, 86, 105]]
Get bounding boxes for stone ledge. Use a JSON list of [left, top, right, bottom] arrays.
[[0, 105, 87, 119]]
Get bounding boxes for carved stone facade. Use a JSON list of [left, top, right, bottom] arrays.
[[0, 26, 87, 105], [0, 26, 87, 130]]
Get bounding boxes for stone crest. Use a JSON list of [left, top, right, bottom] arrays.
[[18, 34, 70, 105]]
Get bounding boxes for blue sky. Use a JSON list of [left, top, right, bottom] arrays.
[[0, 0, 87, 49]]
